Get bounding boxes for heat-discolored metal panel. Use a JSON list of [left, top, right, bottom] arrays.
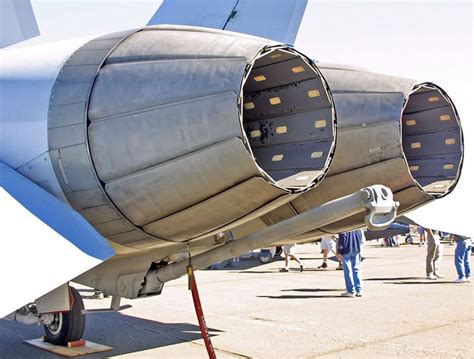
[[57, 145, 99, 192], [318, 66, 416, 94], [144, 178, 286, 240], [88, 92, 242, 182], [94, 219, 136, 237], [327, 121, 402, 176], [105, 138, 261, 226], [105, 27, 269, 64], [46, 29, 172, 248], [108, 230, 153, 246], [328, 92, 405, 129], [264, 203, 298, 224], [79, 205, 121, 225], [88, 58, 247, 121], [66, 188, 109, 210], [291, 158, 415, 213], [46, 26, 336, 248]]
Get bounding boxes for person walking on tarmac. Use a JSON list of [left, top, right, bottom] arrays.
[[318, 235, 338, 269], [338, 230, 363, 297], [280, 243, 305, 272]]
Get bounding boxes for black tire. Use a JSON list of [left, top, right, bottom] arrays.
[[405, 235, 414, 245], [258, 250, 273, 264], [44, 286, 85, 346], [275, 246, 283, 257]]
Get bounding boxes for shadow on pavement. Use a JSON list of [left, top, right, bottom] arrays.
[[281, 288, 345, 293], [258, 294, 346, 299], [365, 277, 456, 285], [1, 311, 223, 358], [388, 281, 455, 285], [365, 277, 424, 281]]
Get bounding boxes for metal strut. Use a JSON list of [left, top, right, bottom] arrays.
[[156, 185, 399, 284]]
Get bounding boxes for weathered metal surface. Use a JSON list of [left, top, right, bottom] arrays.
[[44, 26, 336, 245], [233, 65, 463, 240], [89, 92, 243, 182], [45, 29, 171, 247], [105, 138, 261, 226], [143, 177, 286, 240]]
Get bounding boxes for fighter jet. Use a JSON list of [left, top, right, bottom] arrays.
[[0, 0, 464, 346]]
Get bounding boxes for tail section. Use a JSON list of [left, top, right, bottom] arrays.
[[0, 0, 39, 48]]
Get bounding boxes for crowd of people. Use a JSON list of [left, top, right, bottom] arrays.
[[279, 226, 472, 298]]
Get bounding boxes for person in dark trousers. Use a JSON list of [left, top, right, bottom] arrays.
[[452, 234, 472, 283], [338, 229, 363, 297]]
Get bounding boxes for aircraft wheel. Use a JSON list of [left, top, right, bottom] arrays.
[[43, 286, 85, 346], [405, 235, 414, 245], [258, 249, 273, 264]]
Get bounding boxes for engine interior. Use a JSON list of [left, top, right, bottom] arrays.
[[242, 48, 335, 190], [401, 84, 463, 197]]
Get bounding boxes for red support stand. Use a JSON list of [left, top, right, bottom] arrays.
[[187, 266, 216, 359]]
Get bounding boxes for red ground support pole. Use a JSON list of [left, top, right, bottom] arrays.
[[187, 266, 216, 359]]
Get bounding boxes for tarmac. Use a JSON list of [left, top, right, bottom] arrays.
[[1, 241, 472, 358]]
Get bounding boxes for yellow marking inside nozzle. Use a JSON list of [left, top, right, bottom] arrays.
[[276, 126, 287, 134], [445, 138, 456, 145], [315, 119, 327, 128], [411, 142, 421, 149], [428, 96, 440, 102], [250, 130, 261, 138], [443, 163, 454, 170], [409, 165, 420, 171], [270, 53, 282, 59], [253, 75, 266, 82], [272, 154, 284, 162], [406, 119, 417, 126], [440, 114, 451, 121], [244, 102, 255, 110], [308, 90, 321, 98], [269, 97, 281, 105], [291, 66, 305, 73], [311, 151, 323, 158]]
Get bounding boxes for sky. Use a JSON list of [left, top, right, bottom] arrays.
[[18, 0, 474, 235]]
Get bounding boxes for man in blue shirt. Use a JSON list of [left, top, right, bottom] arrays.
[[337, 230, 363, 297]]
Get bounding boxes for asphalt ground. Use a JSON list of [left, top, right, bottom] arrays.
[[1, 241, 472, 358]]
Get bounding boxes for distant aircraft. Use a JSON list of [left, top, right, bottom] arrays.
[[0, 0, 463, 346]]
